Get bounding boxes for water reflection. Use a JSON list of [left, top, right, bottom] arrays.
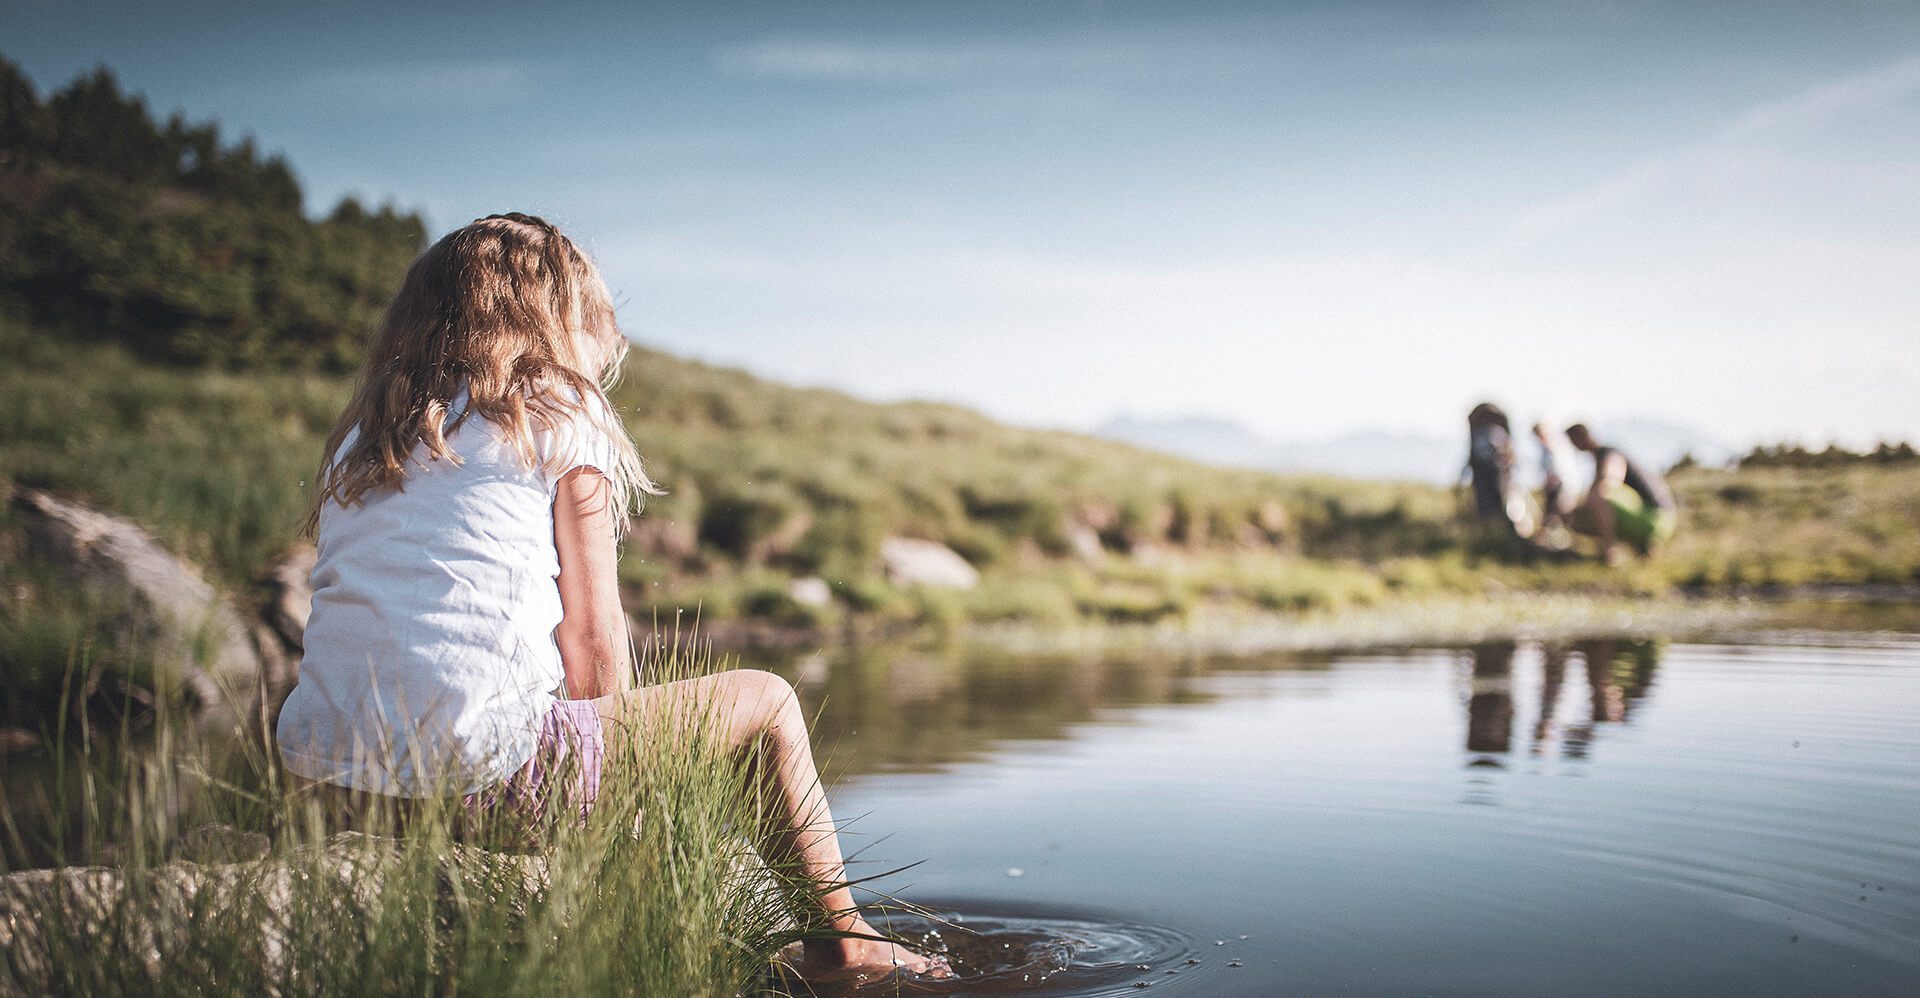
[[766, 634, 1920, 998], [1464, 642, 1515, 758], [756, 644, 1241, 777], [1459, 639, 1664, 766], [751, 636, 1675, 783]]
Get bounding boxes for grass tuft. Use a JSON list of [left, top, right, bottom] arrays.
[[0, 628, 880, 997]]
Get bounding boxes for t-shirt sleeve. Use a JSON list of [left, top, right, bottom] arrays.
[[534, 394, 621, 497]]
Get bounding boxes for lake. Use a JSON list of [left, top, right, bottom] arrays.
[[757, 628, 1920, 996]]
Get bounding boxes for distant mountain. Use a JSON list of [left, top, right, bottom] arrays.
[[1597, 418, 1737, 471], [1095, 414, 1732, 483], [1094, 415, 1281, 470]]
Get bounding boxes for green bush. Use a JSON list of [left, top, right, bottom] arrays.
[[695, 481, 807, 563], [960, 576, 1080, 627], [836, 576, 910, 617], [737, 581, 830, 629]]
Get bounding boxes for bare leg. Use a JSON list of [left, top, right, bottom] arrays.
[[593, 669, 947, 979], [1591, 497, 1622, 565], [1571, 493, 1620, 564]]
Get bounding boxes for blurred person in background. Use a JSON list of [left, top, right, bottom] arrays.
[[1532, 421, 1583, 546], [1566, 423, 1678, 564], [1463, 403, 1534, 543]]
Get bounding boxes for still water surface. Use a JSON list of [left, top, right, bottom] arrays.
[[760, 631, 1920, 996]]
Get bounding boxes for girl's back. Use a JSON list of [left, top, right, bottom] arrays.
[[278, 396, 612, 796]]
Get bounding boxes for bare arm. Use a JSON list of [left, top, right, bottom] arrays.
[[552, 468, 633, 699]]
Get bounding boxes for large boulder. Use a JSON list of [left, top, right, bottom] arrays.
[[879, 537, 979, 590], [0, 828, 783, 994], [786, 576, 833, 608], [0, 830, 548, 992], [13, 488, 267, 728]]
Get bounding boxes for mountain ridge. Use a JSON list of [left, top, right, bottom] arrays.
[[1095, 413, 1735, 483]]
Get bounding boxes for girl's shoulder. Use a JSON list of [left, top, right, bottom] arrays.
[[528, 385, 621, 491]]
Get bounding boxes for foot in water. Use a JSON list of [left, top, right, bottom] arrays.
[[797, 915, 954, 984]]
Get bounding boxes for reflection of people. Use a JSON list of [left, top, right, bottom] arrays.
[[1465, 642, 1516, 755], [1530, 643, 1568, 756], [1531, 639, 1662, 759], [1566, 424, 1678, 563], [1578, 639, 1659, 725], [276, 214, 945, 980], [1463, 403, 1533, 540]]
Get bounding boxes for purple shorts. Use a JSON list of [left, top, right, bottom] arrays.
[[464, 697, 606, 826]]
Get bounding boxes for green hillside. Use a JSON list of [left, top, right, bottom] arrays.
[[0, 313, 1449, 616], [7, 311, 1918, 627]]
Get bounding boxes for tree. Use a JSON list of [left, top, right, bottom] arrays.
[[0, 55, 427, 368]]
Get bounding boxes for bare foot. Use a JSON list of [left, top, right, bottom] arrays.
[[797, 916, 954, 983]]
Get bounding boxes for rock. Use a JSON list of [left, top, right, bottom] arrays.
[[1064, 522, 1106, 564], [250, 543, 316, 707], [1252, 501, 1290, 544], [0, 831, 546, 989], [261, 543, 316, 651], [879, 537, 979, 590], [0, 830, 783, 992], [170, 823, 271, 864], [14, 488, 265, 726], [786, 576, 832, 608], [249, 619, 297, 711]]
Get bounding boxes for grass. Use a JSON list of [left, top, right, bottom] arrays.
[[3, 307, 1917, 680], [0, 631, 864, 997], [1662, 464, 1920, 588], [0, 316, 337, 583], [967, 591, 1780, 659]]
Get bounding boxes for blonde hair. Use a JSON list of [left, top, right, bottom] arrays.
[[307, 212, 658, 537]]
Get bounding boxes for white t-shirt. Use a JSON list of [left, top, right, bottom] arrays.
[[276, 392, 617, 797]]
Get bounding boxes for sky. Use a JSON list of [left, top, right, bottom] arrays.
[[7, 1, 1919, 447]]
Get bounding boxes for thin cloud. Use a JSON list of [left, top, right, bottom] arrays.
[[716, 39, 1100, 83], [1497, 51, 1920, 250], [1372, 34, 1573, 65], [712, 35, 1260, 85]]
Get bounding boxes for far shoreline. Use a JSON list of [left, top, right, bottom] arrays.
[[671, 588, 1920, 658]]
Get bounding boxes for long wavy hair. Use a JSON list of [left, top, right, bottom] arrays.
[[305, 212, 657, 537]]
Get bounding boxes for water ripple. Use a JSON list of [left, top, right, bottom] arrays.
[[842, 901, 1194, 995]]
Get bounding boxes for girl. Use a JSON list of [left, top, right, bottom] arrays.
[[274, 213, 944, 980], [1532, 420, 1582, 538]]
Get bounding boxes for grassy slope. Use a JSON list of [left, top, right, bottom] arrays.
[[3, 313, 1917, 648], [1661, 464, 1920, 588]]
